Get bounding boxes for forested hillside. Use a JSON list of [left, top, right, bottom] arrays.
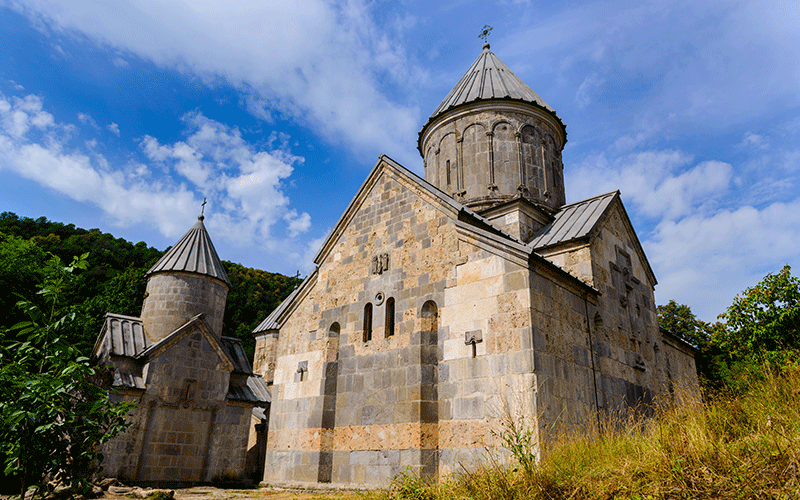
[[0, 212, 300, 357]]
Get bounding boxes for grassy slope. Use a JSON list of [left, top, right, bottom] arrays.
[[373, 364, 800, 500]]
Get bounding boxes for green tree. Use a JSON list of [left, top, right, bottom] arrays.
[[0, 255, 132, 499], [657, 299, 705, 347], [717, 265, 800, 368], [0, 233, 49, 331], [657, 300, 728, 389], [222, 261, 301, 357]]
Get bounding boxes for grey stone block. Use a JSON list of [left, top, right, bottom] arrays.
[[438, 363, 449, 383], [511, 351, 532, 373], [573, 346, 589, 367], [454, 396, 484, 420]]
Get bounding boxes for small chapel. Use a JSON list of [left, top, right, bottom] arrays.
[[251, 42, 699, 487], [91, 215, 270, 486]]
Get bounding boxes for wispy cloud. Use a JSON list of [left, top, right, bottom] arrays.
[[8, 0, 426, 167], [0, 91, 311, 266]]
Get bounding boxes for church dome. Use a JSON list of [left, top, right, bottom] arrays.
[[418, 44, 568, 212], [146, 215, 231, 287], [420, 43, 565, 137], [141, 214, 230, 343]]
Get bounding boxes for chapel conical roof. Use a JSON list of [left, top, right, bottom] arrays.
[[421, 43, 565, 137], [146, 215, 231, 287]]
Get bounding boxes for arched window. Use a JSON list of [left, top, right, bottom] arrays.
[[363, 303, 373, 342], [329, 322, 340, 338], [421, 300, 438, 334], [385, 297, 395, 337]]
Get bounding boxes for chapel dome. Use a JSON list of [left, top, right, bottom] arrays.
[[141, 214, 230, 343], [146, 215, 231, 287]]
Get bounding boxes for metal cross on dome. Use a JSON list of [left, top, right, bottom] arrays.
[[201, 197, 207, 216], [479, 25, 493, 43]]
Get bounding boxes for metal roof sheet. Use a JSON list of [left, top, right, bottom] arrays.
[[146, 215, 231, 286], [424, 44, 564, 130], [112, 370, 146, 390], [102, 313, 151, 357], [529, 191, 618, 249], [220, 336, 253, 374], [227, 375, 271, 405]]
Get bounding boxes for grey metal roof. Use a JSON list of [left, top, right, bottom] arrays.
[[227, 375, 271, 405], [100, 313, 151, 357], [112, 370, 146, 390], [220, 336, 253, 374], [146, 215, 231, 287], [424, 43, 564, 129], [529, 191, 618, 249]]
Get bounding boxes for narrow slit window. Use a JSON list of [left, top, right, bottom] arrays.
[[363, 303, 373, 342], [385, 297, 395, 337], [446, 159, 451, 185]]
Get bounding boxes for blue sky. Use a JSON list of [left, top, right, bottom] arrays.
[[0, 0, 798, 321]]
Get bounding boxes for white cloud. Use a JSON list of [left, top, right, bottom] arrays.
[[9, 0, 425, 167], [284, 210, 311, 238], [77, 112, 99, 129], [0, 94, 54, 139], [574, 72, 604, 108], [507, 0, 800, 142], [0, 91, 310, 249], [107, 122, 120, 135], [568, 150, 732, 220], [649, 199, 800, 320]]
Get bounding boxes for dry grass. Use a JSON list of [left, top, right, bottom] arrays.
[[376, 364, 800, 499]]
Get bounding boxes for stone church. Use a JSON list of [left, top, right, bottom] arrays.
[[251, 43, 699, 487], [91, 215, 270, 486]]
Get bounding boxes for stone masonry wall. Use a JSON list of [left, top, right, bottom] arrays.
[[141, 272, 228, 343], [536, 201, 696, 420], [264, 167, 462, 486], [436, 241, 536, 475], [102, 329, 252, 486], [101, 390, 147, 481], [528, 267, 598, 441], [252, 332, 278, 383]]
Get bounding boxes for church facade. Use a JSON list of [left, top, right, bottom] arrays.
[[252, 43, 698, 487]]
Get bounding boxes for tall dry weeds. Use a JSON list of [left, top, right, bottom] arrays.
[[378, 363, 800, 499]]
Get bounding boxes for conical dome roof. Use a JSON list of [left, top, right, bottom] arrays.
[[146, 215, 231, 287], [420, 43, 565, 139]]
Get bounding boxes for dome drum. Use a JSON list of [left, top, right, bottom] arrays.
[[140, 271, 229, 343], [420, 101, 566, 211]]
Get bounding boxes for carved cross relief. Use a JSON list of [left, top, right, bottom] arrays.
[[610, 247, 646, 340], [371, 253, 389, 275], [296, 360, 308, 382], [465, 330, 483, 358]]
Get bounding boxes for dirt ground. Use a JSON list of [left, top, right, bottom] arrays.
[[101, 486, 363, 500], [0, 486, 365, 500]]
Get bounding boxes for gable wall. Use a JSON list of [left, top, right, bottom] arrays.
[[535, 201, 697, 421], [100, 329, 253, 486], [264, 169, 463, 486], [587, 203, 670, 415], [263, 167, 547, 485]]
